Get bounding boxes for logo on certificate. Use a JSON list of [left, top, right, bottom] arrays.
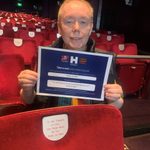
[[79, 58, 87, 64], [70, 56, 78, 65], [61, 55, 69, 62], [61, 55, 80, 66]]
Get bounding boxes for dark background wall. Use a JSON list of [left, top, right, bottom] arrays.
[[100, 0, 150, 53], [0, 0, 149, 53]]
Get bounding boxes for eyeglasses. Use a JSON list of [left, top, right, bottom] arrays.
[[61, 17, 93, 28]]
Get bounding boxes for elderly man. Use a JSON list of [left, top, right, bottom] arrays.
[[18, 0, 124, 109]]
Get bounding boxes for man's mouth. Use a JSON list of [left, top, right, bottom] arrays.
[[71, 37, 82, 40]]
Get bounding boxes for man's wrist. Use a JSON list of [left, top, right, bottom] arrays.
[[20, 88, 36, 104], [107, 97, 124, 109]]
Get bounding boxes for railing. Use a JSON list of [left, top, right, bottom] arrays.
[[116, 55, 150, 59]]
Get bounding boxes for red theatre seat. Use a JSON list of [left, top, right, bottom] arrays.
[[113, 43, 147, 95], [0, 37, 37, 66], [0, 105, 124, 150], [41, 39, 53, 46], [17, 30, 45, 46], [95, 43, 109, 51], [117, 63, 147, 95], [0, 27, 14, 38], [140, 59, 150, 98], [96, 33, 125, 51], [0, 54, 25, 116], [112, 43, 138, 64]]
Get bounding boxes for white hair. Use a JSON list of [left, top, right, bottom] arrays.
[[58, 0, 93, 20]]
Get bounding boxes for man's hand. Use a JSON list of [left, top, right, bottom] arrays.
[[18, 70, 38, 104], [104, 83, 124, 108], [18, 69, 38, 90]]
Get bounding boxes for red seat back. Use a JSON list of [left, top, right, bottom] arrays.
[[0, 105, 124, 150], [117, 63, 147, 94], [0, 54, 24, 99], [112, 43, 138, 64], [17, 30, 44, 46], [0, 37, 37, 65]]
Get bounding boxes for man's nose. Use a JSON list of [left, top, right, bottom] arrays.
[[73, 21, 80, 31]]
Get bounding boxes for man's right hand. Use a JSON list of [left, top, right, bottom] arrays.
[[18, 70, 38, 104], [18, 69, 38, 90]]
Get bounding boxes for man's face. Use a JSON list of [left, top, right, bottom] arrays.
[[58, 2, 93, 50]]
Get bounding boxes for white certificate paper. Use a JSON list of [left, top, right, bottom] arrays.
[[36, 47, 113, 101]]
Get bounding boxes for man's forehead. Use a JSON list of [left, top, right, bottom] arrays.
[[61, 2, 92, 17]]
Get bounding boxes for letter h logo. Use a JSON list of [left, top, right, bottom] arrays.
[[70, 56, 78, 64]]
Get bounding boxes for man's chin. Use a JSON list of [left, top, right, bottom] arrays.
[[69, 44, 84, 50], [71, 47, 83, 50]]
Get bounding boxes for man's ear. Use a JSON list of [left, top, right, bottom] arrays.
[[57, 21, 61, 35], [89, 24, 93, 36], [89, 31, 92, 36]]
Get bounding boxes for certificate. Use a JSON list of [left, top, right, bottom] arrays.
[[36, 47, 113, 101]]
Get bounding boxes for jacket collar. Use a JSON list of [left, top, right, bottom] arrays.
[[52, 37, 96, 52]]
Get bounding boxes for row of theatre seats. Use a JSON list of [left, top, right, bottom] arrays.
[[0, 11, 58, 116], [92, 31, 150, 97], [0, 11, 150, 112], [0, 10, 58, 47], [0, 35, 149, 100], [0, 11, 150, 149]]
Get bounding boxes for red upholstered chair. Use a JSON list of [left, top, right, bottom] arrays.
[[0, 37, 37, 66], [90, 31, 101, 43], [95, 33, 125, 51], [0, 54, 25, 116], [139, 59, 150, 98], [41, 39, 53, 46], [35, 28, 50, 40], [0, 105, 124, 150], [16, 29, 45, 46], [0, 27, 14, 38], [112, 43, 138, 64], [2, 23, 15, 38], [113, 43, 147, 95], [96, 43, 110, 51], [117, 63, 147, 95]]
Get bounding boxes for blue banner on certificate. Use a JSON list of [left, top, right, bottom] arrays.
[[36, 47, 113, 101]]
